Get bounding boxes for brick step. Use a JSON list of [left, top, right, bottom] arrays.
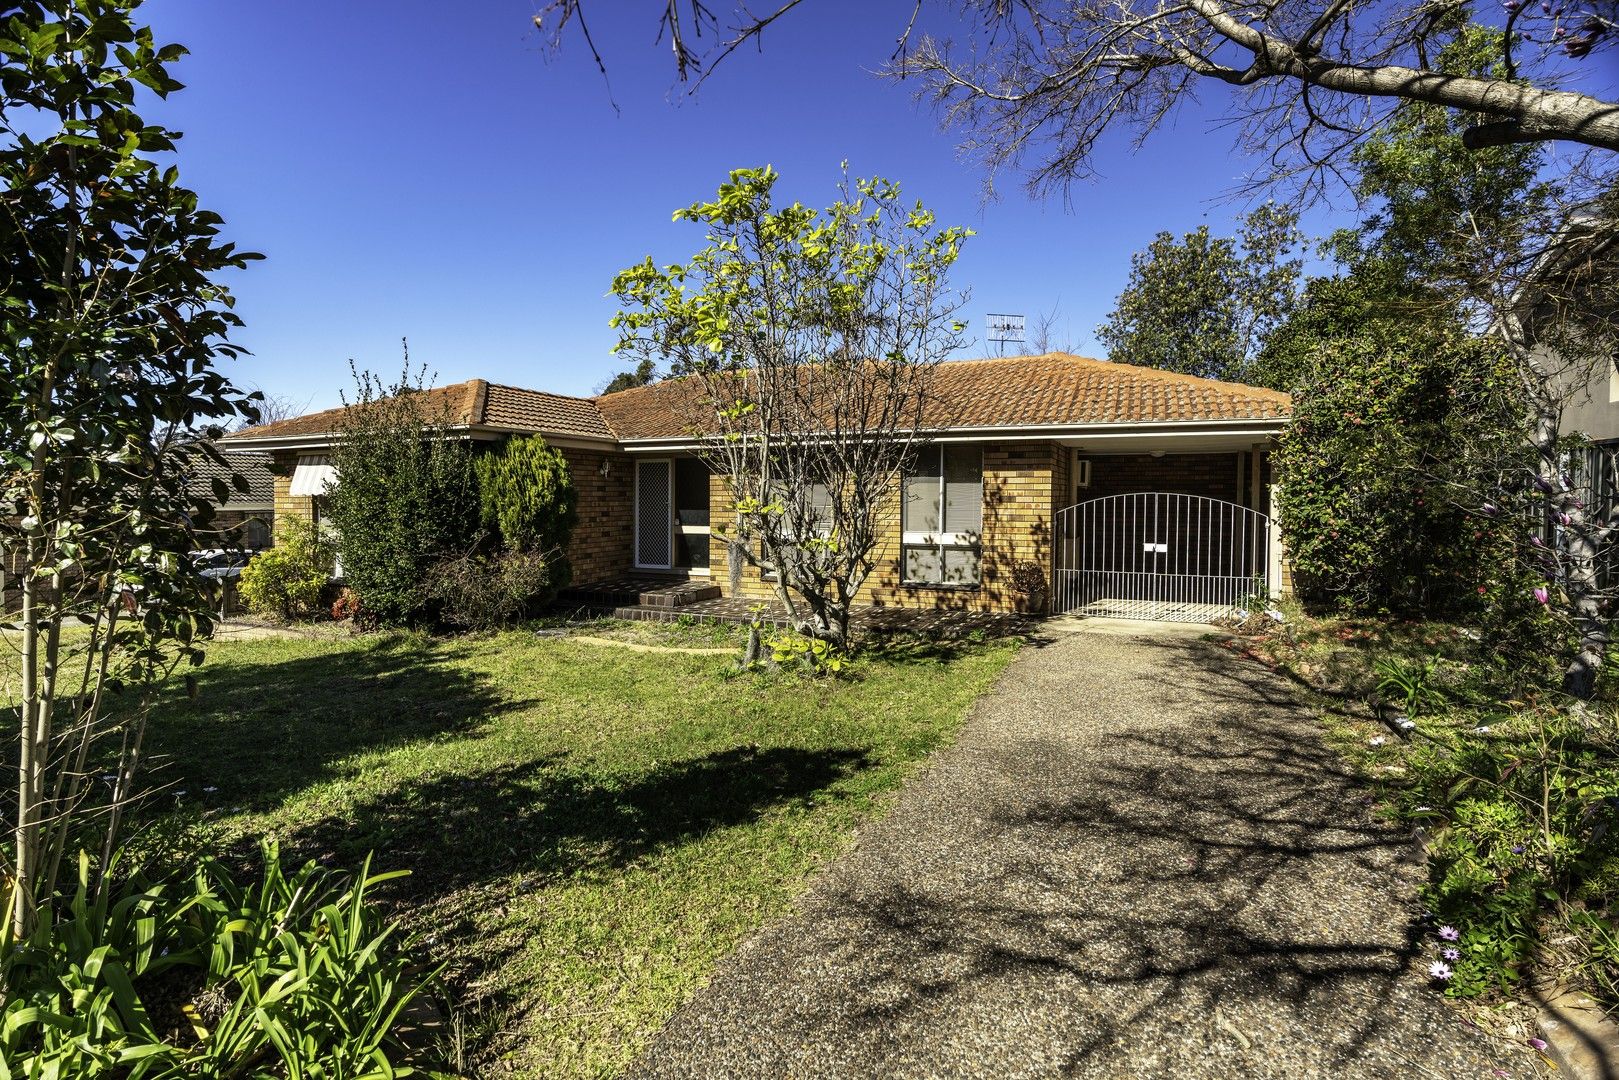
[[558, 576, 721, 610]]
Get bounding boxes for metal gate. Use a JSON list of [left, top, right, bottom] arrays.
[[1053, 492, 1272, 622]]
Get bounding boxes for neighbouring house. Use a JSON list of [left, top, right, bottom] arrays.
[[220, 353, 1291, 621], [184, 449, 276, 550]]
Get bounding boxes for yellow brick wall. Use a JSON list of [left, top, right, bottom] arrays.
[[269, 452, 316, 530], [702, 440, 1064, 614], [557, 446, 636, 582]]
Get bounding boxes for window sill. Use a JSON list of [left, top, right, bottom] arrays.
[[899, 581, 982, 592]]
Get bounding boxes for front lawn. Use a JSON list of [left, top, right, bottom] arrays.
[[122, 625, 1016, 1076]]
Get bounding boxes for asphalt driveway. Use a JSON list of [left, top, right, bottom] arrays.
[[627, 626, 1531, 1079]]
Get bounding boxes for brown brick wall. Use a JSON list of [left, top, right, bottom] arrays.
[[1079, 452, 1245, 506]]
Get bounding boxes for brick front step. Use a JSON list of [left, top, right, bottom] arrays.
[[559, 576, 721, 610]]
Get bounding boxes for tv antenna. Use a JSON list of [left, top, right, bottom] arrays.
[[986, 313, 1025, 357]]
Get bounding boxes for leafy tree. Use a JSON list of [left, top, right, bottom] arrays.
[[325, 358, 481, 626], [1098, 203, 1302, 384], [611, 166, 970, 647], [601, 357, 656, 394], [476, 433, 578, 569], [0, 0, 259, 937]]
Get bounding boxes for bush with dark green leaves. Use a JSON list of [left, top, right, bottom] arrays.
[[476, 433, 578, 573], [0, 841, 438, 1077], [326, 364, 481, 625], [1272, 295, 1521, 615]]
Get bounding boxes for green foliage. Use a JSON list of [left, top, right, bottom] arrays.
[[1097, 203, 1302, 384], [1373, 655, 1449, 718], [427, 549, 557, 631], [610, 166, 971, 646], [237, 518, 333, 620], [1348, 25, 1554, 289], [1272, 290, 1521, 615], [0, 0, 260, 939], [476, 434, 578, 568], [601, 357, 657, 394], [1402, 710, 1619, 1000], [0, 840, 437, 1077], [760, 627, 846, 675], [326, 359, 482, 626]]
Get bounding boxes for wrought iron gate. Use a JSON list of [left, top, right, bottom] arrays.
[[1053, 492, 1272, 621]]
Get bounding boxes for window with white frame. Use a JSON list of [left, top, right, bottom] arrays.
[[902, 444, 982, 586]]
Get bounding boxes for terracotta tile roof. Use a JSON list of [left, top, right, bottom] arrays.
[[224, 379, 612, 442], [592, 353, 1291, 441], [483, 382, 614, 439], [224, 355, 1290, 448]]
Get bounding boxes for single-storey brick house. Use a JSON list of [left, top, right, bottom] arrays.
[[221, 353, 1291, 620]]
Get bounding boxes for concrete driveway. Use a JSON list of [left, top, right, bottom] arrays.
[[627, 627, 1532, 1079]]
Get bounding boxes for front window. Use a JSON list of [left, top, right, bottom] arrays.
[[902, 444, 982, 586]]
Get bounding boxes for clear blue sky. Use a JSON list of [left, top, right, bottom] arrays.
[[144, 0, 1360, 412]]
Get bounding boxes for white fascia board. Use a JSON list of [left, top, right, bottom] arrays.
[[220, 425, 617, 452]]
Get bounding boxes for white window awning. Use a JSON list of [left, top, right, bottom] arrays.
[[288, 455, 337, 497]]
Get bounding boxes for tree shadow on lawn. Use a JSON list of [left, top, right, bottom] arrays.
[[136, 635, 516, 813], [274, 742, 875, 991]]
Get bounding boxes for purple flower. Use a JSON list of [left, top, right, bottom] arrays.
[[1534, 587, 1550, 605], [1442, 947, 1460, 961], [1438, 925, 1461, 941], [1512, 844, 1525, 854], [1530, 534, 1546, 548], [1558, 512, 1572, 526], [1429, 960, 1454, 980], [1481, 502, 1500, 516], [1530, 1037, 1549, 1051]]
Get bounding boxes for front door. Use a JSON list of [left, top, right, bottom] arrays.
[[635, 459, 673, 569]]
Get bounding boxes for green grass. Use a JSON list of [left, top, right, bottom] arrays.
[[116, 625, 1017, 1076]]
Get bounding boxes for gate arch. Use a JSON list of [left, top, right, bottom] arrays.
[[1053, 492, 1272, 621]]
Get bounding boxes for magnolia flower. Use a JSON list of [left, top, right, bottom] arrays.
[[1530, 1037, 1549, 1052], [1438, 925, 1461, 941], [1557, 512, 1572, 526], [1428, 961, 1454, 980], [1534, 587, 1550, 605], [1481, 502, 1500, 516]]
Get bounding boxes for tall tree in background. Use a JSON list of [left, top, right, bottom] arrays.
[[0, 0, 259, 936], [600, 357, 656, 394], [1097, 203, 1302, 383], [611, 167, 970, 647]]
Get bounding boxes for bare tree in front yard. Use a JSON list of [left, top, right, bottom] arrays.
[[610, 166, 971, 647]]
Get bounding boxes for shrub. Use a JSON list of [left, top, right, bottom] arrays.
[[326, 363, 482, 626], [1273, 313, 1521, 615], [0, 840, 438, 1076], [237, 517, 333, 620], [427, 549, 556, 631], [476, 434, 578, 585]]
